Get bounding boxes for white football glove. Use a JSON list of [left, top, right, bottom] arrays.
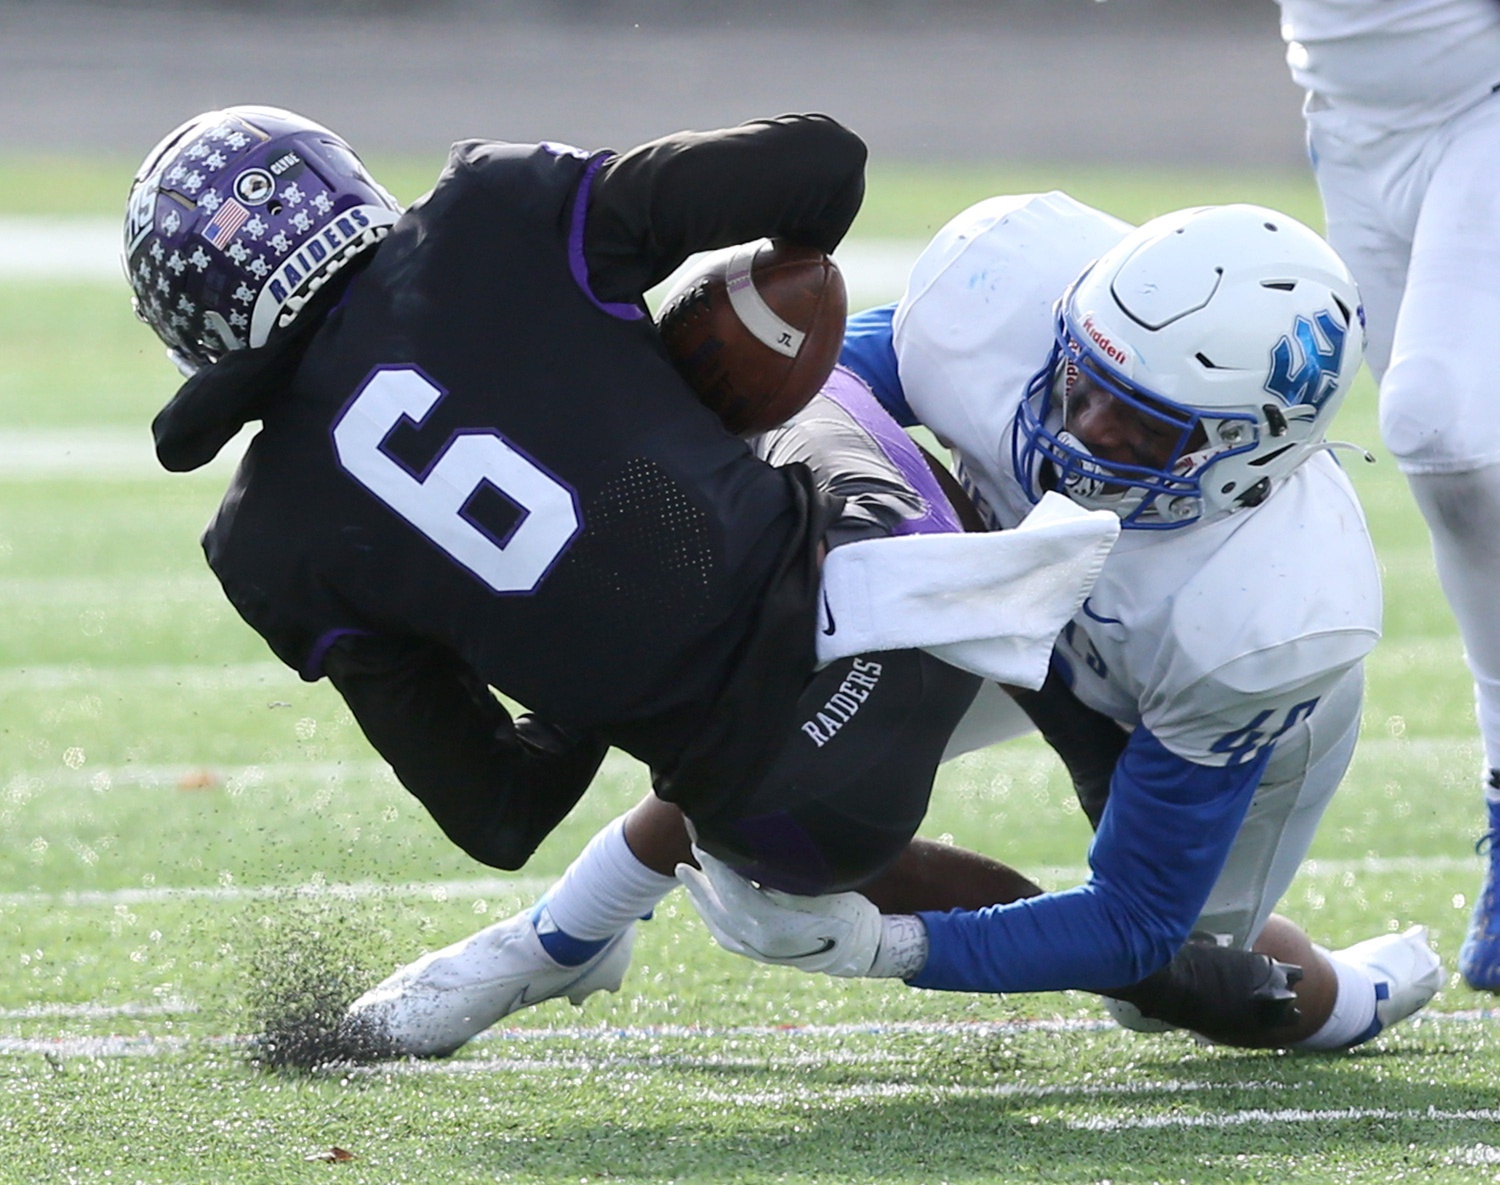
[[676, 846, 883, 978]]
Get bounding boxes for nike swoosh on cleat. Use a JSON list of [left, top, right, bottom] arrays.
[[516, 982, 554, 1007], [517, 960, 607, 1007]]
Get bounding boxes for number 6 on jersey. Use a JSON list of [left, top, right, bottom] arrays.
[[333, 366, 581, 594]]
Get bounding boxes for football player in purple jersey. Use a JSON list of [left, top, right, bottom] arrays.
[[126, 104, 981, 944]]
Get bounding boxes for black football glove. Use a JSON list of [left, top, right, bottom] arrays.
[[1100, 932, 1303, 1040]]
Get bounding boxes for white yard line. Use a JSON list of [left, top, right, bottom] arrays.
[[0, 576, 226, 604], [0, 217, 123, 280], [1, 751, 643, 798], [0, 848, 1482, 912], [0, 873, 554, 911], [0, 998, 197, 1020], [2, 759, 402, 804], [0, 733, 1473, 790], [1, 1011, 1492, 1061], [0, 426, 250, 482], [0, 427, 159, 480], [0, 1018, 1118, 1060], [1068, 1106, 1500, 1131], [0, 1034, 195, 1057], [0, 218, 922, 304], [0, 661, 295, 692]]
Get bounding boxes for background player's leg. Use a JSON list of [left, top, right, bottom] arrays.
[[1407, 465, 1500, 988], [1368, 98, 1500, 989]]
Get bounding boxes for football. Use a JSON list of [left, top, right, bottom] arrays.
[[656, 238, 848, 436]]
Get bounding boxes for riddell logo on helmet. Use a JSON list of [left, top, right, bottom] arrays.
[[1081, 314, 1130, 366]]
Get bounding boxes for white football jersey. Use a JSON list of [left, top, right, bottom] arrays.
[[895, 193, 1382, 769], [1277, 0, 1500, 131]]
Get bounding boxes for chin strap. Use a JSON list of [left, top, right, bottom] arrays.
[[1312, 439, 1378, 465], [166, 348, 200, 379], [1230, 438, 1376, 512]]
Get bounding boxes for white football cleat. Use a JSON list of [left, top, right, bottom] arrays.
[[1100, 997, 1178, 1033], [1332, 924, 1443, 1044], [343, 911, 636, 1058]]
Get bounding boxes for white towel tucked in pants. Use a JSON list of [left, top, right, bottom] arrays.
[[815, 492, 1119, 689]]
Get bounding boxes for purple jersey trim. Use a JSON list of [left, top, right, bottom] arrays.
[[303, 627, 373, 681], [820, 366, 962, 535], [568, 153, 645, 322]]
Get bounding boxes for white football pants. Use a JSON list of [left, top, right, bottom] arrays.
[[1309, 87, 1500, 776], [944, 664, 1363, 950]]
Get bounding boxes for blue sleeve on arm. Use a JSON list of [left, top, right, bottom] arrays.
[[910, 728, 1272, 994], [839, 303, 917, 426]]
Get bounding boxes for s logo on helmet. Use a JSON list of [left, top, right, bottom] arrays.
[[1265, 310, 1346, 409], [125, 163, 169, 257]]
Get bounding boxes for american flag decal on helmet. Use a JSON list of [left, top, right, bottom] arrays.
[[202, 198, 250, 249]]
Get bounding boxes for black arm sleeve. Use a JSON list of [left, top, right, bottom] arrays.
[[752, 395, 929, 547], [583, 113, 867, 303], [322, 635, 607, 870], [1006, 664, 1130, 830]]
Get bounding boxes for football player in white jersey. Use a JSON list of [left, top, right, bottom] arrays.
[[342, 198, 1442, 1056], [1275, 0, 1500, 991]]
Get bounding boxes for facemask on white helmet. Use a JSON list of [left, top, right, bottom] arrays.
[[1012, 203, 1366, 529]]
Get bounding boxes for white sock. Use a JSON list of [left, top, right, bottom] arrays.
[[540, 815, 677, 942], [1294, 946, 1378, 1051]]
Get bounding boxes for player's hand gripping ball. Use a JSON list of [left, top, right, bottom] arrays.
[[656, 238, 848, 436]]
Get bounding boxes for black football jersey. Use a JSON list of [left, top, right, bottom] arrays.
[[209, 140, 801, 734], [163, 117, 866, 865]]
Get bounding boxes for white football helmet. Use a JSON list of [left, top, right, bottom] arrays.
[[1011, 204, 1365, 529]]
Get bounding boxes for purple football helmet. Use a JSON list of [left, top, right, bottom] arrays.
[[124, 105, 402, 373]]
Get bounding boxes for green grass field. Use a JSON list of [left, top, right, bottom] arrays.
[[3, 157, 1498, 1184]]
